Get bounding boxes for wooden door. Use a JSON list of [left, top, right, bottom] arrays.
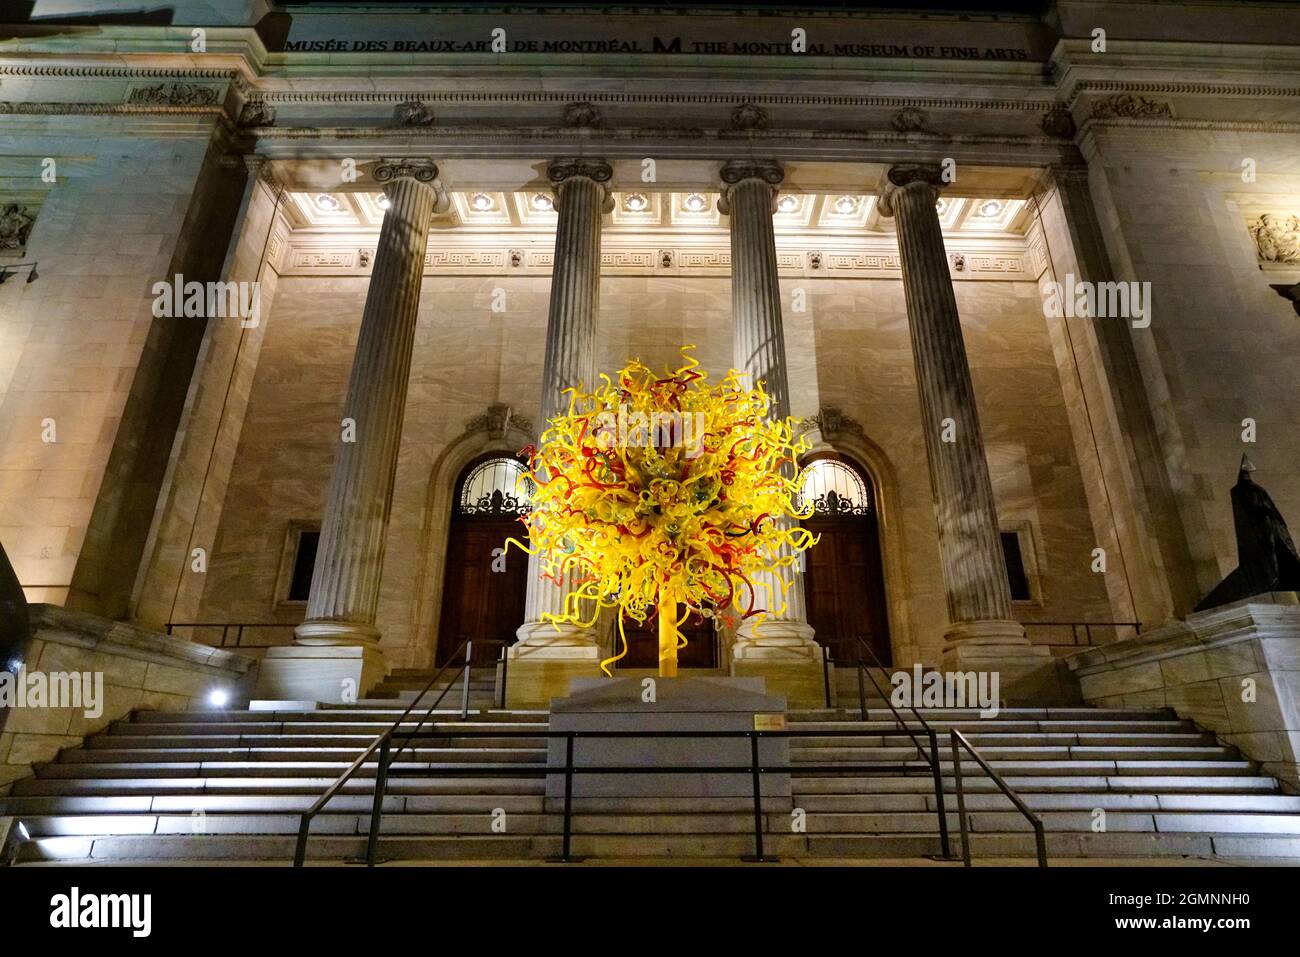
[[798, 454, 891, 667], [610, 606, 717, 669], [437, 518, 527, 666], [804, 515, 890, 666]]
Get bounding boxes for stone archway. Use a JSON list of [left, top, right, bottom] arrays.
[[798, 408, 917, 667], [409, 404, 535, 668]]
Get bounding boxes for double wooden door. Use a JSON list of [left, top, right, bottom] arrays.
[[804, 513, 891, 667], [436, 517, 526, 666]]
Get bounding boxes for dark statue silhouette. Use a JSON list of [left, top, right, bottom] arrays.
[[1195, 454, 1300, 611]]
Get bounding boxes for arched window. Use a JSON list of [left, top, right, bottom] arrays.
[[456, 456, 533, 517], [796, 457, 872, 517]]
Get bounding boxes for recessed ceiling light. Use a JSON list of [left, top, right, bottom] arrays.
[[375, 194, 391, 210], [315, 193, 340, 211], [977, 199, 1004, 217], [624, 192, 649, 212], [833, 195, 858, 215], [682, 193, 707, 213], [531, 193, 554, 212], [777, 195, 799, 213], [935, 198, 948, 214], [470, 192, 495, 212]]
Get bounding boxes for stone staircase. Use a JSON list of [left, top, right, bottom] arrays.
[[5, 693, 1300, 863], [366, 667, 500, 711]]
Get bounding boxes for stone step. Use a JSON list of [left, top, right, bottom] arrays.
[[790, 720, 1196, 733], [85, 734, 549, 750], [790, 745, 1236, 762], [790, 708, 1176, 722], [34, 761, 548, 779], [106, 720, 548, 737], [799, 791, 1300, 813], [792, 774, 1280, 794], [131, 709, 548, 723], [57, 747, 547, 764], [23, 827, 1300, 864], [0, 794, 549, 815], [12, 775, 546, 796]]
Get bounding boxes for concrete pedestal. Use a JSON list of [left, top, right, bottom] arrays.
[[252, 644, 386, 705], [546, 676, 790, 801], [941, 619, 1065, 704], [1068, 593, 1300, 789]]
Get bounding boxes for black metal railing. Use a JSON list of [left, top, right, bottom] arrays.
[[849, 636, 952, 859], [950, 728, 1048, 867], [165, 622, 298, 648], [1022, 621, 1141, 648], [292, 726, 950, 866], [294, 636, 482, 867]]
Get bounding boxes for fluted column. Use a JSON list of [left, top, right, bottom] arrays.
[[295, 160, 444, 647], [719, 160, 818, 661], [879, 164, 1036, 664], [515, 158, 612, 650]]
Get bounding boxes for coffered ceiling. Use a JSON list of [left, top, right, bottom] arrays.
[[284, 189, 1031, 237]]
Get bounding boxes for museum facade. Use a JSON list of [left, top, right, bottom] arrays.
[[2, 1, 1299, 713]]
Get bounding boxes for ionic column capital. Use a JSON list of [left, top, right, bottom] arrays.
[[372, 158, 449, 211], [717, 159, 784, 214], [878, 163, 948, 218], [547, 157, 614, 212]]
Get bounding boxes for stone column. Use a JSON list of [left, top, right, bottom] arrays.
[[257, 159, 446, 704], [719, 160, 822, 705], [508, 158, 612, 706], [879, 164, 1051, 694]]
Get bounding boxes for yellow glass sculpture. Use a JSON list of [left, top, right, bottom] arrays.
[[509, 347, 816, 677]]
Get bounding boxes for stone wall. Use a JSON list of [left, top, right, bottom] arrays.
[[1083, 124, 1300, 614], [0, 117, 233, 612], [1068, 595, 1300, 790], [0, 604, 254, 794]]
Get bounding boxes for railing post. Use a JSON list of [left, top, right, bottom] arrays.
[[929, 728, 951, 859], [821, 645, 832, 709], [1034, 821, 1049, 868], [748, 731, 766, 862], [498, 644, 509, 710], [856, 641, 867, 720], [293, 814, 311, 868], [950, 731, 971, 867], [366, 736, 391, 867], [460, 639, 473, 719], [561, 732, 575, 862]]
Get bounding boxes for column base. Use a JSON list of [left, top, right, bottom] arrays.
[[505, 640, 604, 709], [515, 620, 597, 646], [253, 644, 387, 704], [941, 619, 1064, 704], [730, 621, 827, 708], [293, 619, 381, 647]]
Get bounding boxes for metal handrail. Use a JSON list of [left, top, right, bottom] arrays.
[[312, 726, 948, 866], [293, 636, 481, 866], [850, 636, 951, 859], [950, 727, 1048, 867]]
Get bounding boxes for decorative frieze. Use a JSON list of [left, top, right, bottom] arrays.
[[279, 239, 1033, 279], [127, 82, 222, 107], [393, 100, 435, 126], [1088, 94, 1174, 120], [1250, 214, 1300, 265], [0, 202, 37, 254]]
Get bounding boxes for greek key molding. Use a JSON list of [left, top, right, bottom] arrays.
[[280, 239, 1031, 280]]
